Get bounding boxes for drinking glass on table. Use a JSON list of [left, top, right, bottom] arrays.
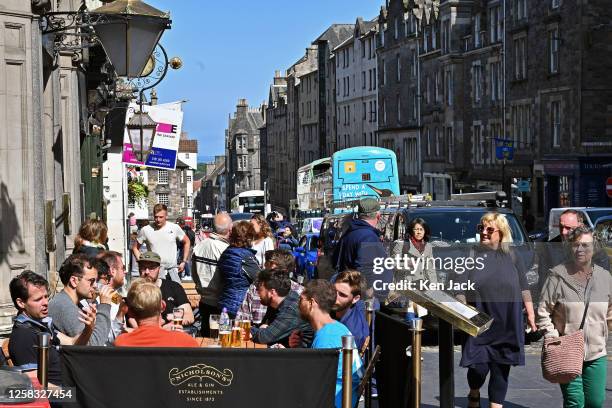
[[231, 320, 242, 348], [209, 314, 220, 342], [240, 319, 251, 343], [172, 307, 184, 331], [220, 321, 232, 348]]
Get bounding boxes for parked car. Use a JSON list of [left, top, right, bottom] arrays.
[[293, 233, 319, 280], [548, 207, 612, 241], [386, 204, 537, 285]]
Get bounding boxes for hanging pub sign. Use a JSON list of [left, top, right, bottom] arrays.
[[122, 101, 184, 170]]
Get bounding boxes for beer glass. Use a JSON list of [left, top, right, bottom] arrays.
[[220, 326, 232, 348], [209, 314, 220, 342], [231, 320, 242, 347], [240, 319, 251, 342], [172, 307, 184, 331]]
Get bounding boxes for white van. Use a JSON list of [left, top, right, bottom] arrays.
[[548, 207, 612, 240]]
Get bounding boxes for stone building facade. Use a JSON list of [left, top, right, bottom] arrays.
[[297, 67, 319, 167], [225, 99, 265, 208], [313, 24, 354, 158], [334, 18, 379, 150], [264, 71, 290, 213], [145, 161, 189, 220], [0, 0, 115, 333], [377, 2, 422, 193], [506, 0, 612, 222]]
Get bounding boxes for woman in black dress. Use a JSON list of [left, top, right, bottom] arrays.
[[458, 212, 537, 408]]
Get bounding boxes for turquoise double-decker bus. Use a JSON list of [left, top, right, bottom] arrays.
[[332, 146, 400, 204]]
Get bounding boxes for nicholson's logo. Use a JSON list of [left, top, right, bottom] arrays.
[[169, 364, 234, 387]]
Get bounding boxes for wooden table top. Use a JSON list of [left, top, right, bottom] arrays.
[[196, 337, 267, 349]]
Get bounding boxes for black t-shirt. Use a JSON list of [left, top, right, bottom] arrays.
[[160, 279, 189, 323], [9, 317, 63, 386]]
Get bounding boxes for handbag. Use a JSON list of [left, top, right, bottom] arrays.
[[541, 283, 591, 384]]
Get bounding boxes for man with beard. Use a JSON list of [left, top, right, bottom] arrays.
[[333, 270, 369, 350], [97, 251, 128, 343], [137, 251, 194, 329], [250, 269, 312, 347]]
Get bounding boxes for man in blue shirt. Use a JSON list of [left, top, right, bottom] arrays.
[[297, 279, 363, 408], [333, 270, 369, 351]]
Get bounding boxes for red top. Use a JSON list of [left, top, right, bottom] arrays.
[[114, 326, 199, 347]]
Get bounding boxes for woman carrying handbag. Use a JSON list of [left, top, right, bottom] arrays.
[[537, 226, 612, 408]]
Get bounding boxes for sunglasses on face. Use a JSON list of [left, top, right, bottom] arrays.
[[477, 225, 499, 235]]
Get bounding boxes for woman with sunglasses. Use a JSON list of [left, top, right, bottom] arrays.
[[459, 212, 537, 408], [537, 226, 611, 408]]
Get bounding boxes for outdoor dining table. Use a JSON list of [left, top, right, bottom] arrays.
[[195, 337, 267, 349]]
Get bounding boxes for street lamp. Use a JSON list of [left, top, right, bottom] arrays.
[[90, 0, 170, 78], [126, 109, 157, 162], [41, 0, 170, 78], [40, 0, 181, 164]]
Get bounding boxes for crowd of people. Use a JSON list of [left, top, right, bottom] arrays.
[[5, 201, 611, 408]]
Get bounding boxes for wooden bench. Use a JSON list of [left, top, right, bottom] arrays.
[[181, 282, 201, 309]]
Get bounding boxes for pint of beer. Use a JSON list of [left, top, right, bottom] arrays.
[[219, 330, 232, 348], [231, 326, 242, 347], [111, 292, 123, 304], [240, 320, 251, 342], [209, 321, 220, 340]]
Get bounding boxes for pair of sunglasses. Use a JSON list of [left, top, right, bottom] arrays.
[[477, 224, 499, 235]]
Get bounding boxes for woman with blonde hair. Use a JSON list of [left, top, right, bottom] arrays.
[[537, 226, 611, 408], [458, 212, 537, 408], [74, 219, 108, 256], [250, 214, 275, 267]]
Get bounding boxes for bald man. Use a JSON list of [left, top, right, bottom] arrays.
[[192, 212, 232, 335]]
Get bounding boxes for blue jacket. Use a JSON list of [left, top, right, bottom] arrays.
[[333, 218, 392, 299], [217, 246, 261, 316], [338, 300, 369, 351]]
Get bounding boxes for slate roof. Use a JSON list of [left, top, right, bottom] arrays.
[[313, 24, 355, 51]]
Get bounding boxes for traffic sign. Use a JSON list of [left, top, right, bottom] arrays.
[[607, 177, 612, 198], [516, 180, 530, 193], [495, 139, 514, 161]]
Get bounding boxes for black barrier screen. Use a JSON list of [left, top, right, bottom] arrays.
[[375, 309, 412, 408], [61, 347, 338, 408]]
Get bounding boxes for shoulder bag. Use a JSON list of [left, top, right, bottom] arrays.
[[541, 282, 591, 384]]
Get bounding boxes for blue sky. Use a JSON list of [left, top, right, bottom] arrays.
[[149, 0, 381, 162]]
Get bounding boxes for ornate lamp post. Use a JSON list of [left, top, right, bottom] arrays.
[[40, 0, 181, 162]]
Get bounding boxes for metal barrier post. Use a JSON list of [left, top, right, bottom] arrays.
[[364, 300, 375, 408], [409, 318, 424, 408], [439, 319, 455, 408], [342, 335, 355, 408], [37, 333, 50, 388]]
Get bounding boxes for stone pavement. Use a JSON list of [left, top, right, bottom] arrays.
[[419, 346, 612, 408], [358, 339, 612, 408]]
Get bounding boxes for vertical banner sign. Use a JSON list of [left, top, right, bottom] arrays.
[[495, 139, 514, 161], [122, 102, 184, 170]]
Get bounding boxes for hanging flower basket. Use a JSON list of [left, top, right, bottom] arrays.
[[128, 177, 149, 205]]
